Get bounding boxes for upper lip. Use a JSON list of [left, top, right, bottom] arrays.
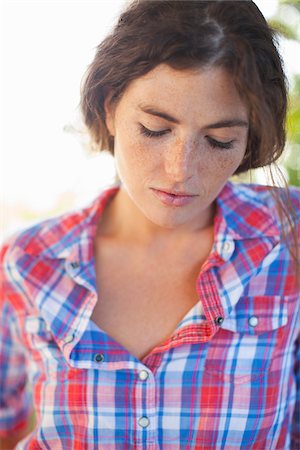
[[154, 188, 196, 196]]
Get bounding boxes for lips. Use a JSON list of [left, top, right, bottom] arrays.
[[150, 188, 197, 207], [159, 189, 195, 197]]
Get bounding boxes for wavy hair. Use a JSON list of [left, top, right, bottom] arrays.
[[80, 0, 287, 176], [80, 0, 299, 279]]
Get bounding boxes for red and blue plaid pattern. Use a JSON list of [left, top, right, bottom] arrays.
[[1, 181, 299, 449]]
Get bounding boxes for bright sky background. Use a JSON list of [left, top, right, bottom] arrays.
[[1, 0, 299, 240]]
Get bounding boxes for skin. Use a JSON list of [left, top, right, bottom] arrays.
[[100, 64, 249, 247]]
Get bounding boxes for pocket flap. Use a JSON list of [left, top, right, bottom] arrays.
[[220, 295, 289, 335]]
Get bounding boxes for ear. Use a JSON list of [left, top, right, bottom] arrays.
[[103, 92, 116, 136]]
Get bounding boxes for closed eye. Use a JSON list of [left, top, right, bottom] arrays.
[[206, 136, 235, 150], [139, 124, 235, 150], [139, 124, 170, 138]]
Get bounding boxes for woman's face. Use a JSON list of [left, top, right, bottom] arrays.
[[104, 64, 249, 233]]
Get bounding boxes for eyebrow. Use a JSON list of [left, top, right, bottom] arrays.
[[139, 105, 180, 124], [205, 119, 249, 129], [138, 105, 248, 129]]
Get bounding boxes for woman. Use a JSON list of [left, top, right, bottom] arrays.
[[0, 1, 299, 449]]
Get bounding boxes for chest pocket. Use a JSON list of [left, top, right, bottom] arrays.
[[204, 295, 292, 384]]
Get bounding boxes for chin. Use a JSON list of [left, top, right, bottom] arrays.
[[143, 208, 190, 230]]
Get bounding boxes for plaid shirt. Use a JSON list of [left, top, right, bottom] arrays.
[[1, 181, 299, 450]]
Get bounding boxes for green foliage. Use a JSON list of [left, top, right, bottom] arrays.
[[269, 18, 299, 40], [270, 0, 300, 186], [287, 75, 300, 141], [285, 75, 300, 186], [279, 0, 300, 13]]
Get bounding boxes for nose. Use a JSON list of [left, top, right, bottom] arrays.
[[164, 137, 195, 181]]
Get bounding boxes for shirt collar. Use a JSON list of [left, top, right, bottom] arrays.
[[19, 184, 120, 263], [214, 181, 280, 241], [19, 181, 281, 264]]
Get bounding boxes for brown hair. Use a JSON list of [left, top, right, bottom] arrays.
[[80, 0, 299, 278], [80, 0, 287, 176]]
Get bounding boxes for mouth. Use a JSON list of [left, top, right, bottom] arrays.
[[153, 188, 197, 197], [150, 187, 198, 207]]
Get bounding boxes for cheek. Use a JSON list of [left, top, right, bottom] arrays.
[[217, 152, 242, 171], [114, 132, 154, 177], [215, 146, 246, 172], [197, 149, 245, 181]]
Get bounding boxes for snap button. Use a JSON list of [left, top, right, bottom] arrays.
[[70, 262, 80, 269], [138, 416, 150, 428], [64, 334, 74, 344], [215, 316, 224, 326], [94, 353, 105, 363], [248, 316, 258, 327], [139, 370, 149, 381], [223, 241, 234, 253]]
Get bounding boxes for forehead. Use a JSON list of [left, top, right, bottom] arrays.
[[117, 63, 248, 122]]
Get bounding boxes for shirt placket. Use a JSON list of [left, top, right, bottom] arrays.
[[133, 369, 159, 449]]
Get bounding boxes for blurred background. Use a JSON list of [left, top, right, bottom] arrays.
[[1, 0, 300, 242]]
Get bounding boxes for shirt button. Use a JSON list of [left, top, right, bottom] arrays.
[[138, 416, 150, 428], [139, 370, 149, 381], [214, 316, 224, 326], [64, 334, 74, 344], [94, 353, 105, 363], [70, 262, 80, 269], [248, 316, 258, 327]]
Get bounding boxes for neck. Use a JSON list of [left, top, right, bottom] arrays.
[[97, 186, 215, 247]]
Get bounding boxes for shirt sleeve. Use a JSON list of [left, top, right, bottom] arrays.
[[291, 330, 300, 449], [291, 215, 300, 447], [0, 241, 33, 437]]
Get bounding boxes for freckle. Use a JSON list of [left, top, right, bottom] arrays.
[[218, 154, 236, 170], [175, 137, 182, 147], [218, 157, 229, 170]]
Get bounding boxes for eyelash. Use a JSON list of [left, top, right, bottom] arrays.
[[139, 124, 235, 150], [206, 136, 234, 150], [139, 124, 169, 138]]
